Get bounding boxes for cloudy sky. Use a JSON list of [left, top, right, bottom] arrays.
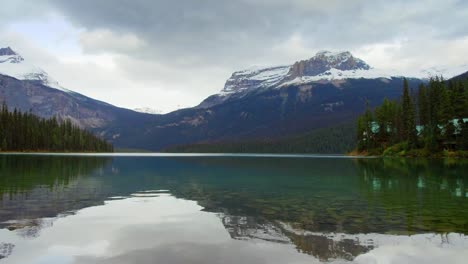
[[1, 0, 468, 113]]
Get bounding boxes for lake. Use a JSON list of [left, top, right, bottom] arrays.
[[0, 154, 467, 263]]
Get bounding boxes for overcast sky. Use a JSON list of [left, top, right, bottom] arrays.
[[1, 0, 468, 113]]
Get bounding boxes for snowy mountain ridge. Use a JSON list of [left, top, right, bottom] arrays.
[[220, 65, 290, 95], [219, 50, 467, 94], [0, 47, 68, 92], [197, 50, 467, 109]]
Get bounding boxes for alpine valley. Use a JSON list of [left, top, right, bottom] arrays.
[[1, 47, 467, 152]]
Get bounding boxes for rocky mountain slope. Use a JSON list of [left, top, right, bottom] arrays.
[[0, 47, 66, 91], [0, 47, 154, 140], [124, 51, 466, 150], [1, 47, 466, 151], [198, 51, 467, 109]]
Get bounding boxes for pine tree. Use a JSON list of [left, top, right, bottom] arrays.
[[453, 81, 468, 118], [418, 84, 429, 127], [0, 102, 113, 152], [401, 78, 417, 147], [357, 100, 376, 151]]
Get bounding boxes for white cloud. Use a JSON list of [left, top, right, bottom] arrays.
[[80, 29, 145, 54]]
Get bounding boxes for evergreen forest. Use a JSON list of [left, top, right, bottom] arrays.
[[0, 103, 113, 152], [356, 77, 468, 156]]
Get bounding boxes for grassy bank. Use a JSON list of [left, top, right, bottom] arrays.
[[350, 143, 468, 158]]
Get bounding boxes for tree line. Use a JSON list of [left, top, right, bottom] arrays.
[[0, 103, 113, 152], [357, 77, 468, 155], [166, 122, 356, 154]]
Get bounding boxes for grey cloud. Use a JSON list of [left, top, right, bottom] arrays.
[[5, 0, 468, 67], [0, 0, 53, 27], [2, 0, 468, 112], [48, 0, 468, 63], [51, 0, 299, 65]]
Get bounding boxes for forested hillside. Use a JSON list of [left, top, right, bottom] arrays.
[[356, 77, 468, 156], [166, 122, 356, 154], [0, 103, 113, 152]]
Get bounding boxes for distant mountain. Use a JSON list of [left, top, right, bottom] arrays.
[[0, 47, 66, 91], [117, 77, 421, 150], [451, 70, 468, 81], [285, 50, 371, 81], [0, 47, 155, 143], [197, 50, 460, 110], [1, 47, 466, 152], [0, 73, 155, 129], [132, 51, 467, 151]]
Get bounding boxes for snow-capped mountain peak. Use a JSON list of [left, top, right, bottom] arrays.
[[0, 47, 17, 56], [217, 50, 374, 97], [287, 50, 371, 80], [220, 65, 290, 95], [0, 47, 24, 63], [198, 50, 468, 109], [0, 47, 69, 92]]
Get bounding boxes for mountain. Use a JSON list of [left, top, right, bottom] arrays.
[[0, 47, 154, 140], [197, 51, 429, 110], [285, 50, 370, 80], [137, 51, 467, 151], [1, 47, 466, 152], [0, 47, 66, 91], [110, 51, 436, 150], [451, 69, 468, 81]]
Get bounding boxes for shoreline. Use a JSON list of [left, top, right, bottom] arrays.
[[2, 150, 466, 158], [0, 152, 375, 158], [347, 149, 468, 158]]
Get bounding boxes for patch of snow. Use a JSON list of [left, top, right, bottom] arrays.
[[280, 64, 468, 87], [213, 50, 468, 102], [279, 67, 404, 87], [249, 66, 290, 82], [316, 50, 352, 63], [0, 51, 70, 93], [419, 64, 468, 79], [220, 65, 291, 95], [133, 107, 162, 114]]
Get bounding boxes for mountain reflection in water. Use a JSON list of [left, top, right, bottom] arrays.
[[0, 154, 467, 263]]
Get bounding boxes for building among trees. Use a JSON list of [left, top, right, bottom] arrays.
[[357, 77, 468, 155]]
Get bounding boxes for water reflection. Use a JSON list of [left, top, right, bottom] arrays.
[[1, 191, 467, 264], [355, 158, 468, 234], [1, 193, 320, 264], [0, 155, 111, 230], [0, 155, 467, 263]]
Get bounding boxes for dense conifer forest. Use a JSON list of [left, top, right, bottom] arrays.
[[0, 103, 113, 152], [166, 122, 356, 154], [356, 77, 468, 156]]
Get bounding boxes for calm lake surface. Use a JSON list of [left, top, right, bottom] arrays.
[[0, 154, 467, 263]]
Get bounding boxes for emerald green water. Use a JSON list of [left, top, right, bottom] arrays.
[[0, 154, 467, 263]]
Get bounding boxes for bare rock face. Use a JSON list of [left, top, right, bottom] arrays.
[[0, 74, 114, 128], [0, 47, 119, 129], [197, 66, 290, 108], [197, 51, 371, 109], [0, 47, 17, 56], [287, 51, 370, 80], [0, 47, 24, 64], [222, 66, 291, 94]]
